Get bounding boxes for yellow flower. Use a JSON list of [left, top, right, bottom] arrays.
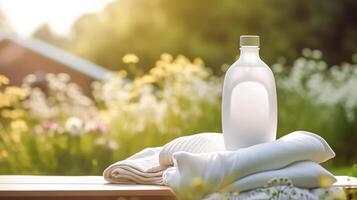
[[117, 70, 128, 78], [232, 190, 240, 196], [318, 174, 334, 188], [192, 176, 205, 190], [160, 53, 173, 63], [154, 60, 166, 69], [133, 78, 144, 86], [193, 58, 205, 66], [141, 75, 156, 83], [10, 131, 21, 143], [1, 109, 26, 119], [10, 119, 28, 132], [167, 63, 183, 74], [150, 67, 166, 78], [0, 93, 13, 108], [0, 75, 9, 86], [5, 86, 27, 100], [122, 54, 139, 64], [0, 150, 8, 159]]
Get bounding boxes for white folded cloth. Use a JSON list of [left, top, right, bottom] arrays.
[[104, 133, 224, 184], [104, 131, 337, 199], [103, 147, 165, 184], [223, 161, 336, 192], [163, 131, 335, 198], [159, 132, 225, 166]]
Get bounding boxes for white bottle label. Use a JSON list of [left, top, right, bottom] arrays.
[[230, 81, 270, 146]]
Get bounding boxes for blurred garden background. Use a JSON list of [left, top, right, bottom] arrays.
[[0, 0, 356, 176]]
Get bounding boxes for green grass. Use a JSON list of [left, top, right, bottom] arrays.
[[1, 53, 357, 175], [329, 164, 357, 177]]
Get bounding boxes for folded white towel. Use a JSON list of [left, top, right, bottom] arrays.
[[223, 161, 336, 192], [103, 147, 166, 184], [163, 131, 335, 198], [104, 131, 337, 200], [159, 132, 225, 166], [104, 133, 224, 184]]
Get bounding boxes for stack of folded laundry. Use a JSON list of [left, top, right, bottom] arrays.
[[103, 131, 343, 199]]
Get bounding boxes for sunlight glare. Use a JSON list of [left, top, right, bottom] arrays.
[[1, 0, 113, 36]]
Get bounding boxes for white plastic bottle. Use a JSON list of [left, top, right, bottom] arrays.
[[222, 35, 277, 150]]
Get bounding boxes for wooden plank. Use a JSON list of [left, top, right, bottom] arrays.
[[0, 175, 356, 199], [333, 176, 357, 188], [0, 176, 176, 199]]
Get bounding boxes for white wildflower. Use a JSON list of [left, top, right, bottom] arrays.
[[65, 117, 83, 136]]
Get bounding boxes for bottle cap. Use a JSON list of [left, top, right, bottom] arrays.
[[240, 35, 260, 46]]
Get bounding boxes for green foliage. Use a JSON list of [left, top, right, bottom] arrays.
[[69, 0, 357, 73], [274, 49, 357, 165], [0, 51, 356, 175]]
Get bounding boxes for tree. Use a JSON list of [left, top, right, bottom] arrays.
[[70, 0, 357, 73]]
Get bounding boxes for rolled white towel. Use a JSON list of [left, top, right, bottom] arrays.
[[223, 161, 336, 192], [163, 131, 335, 198], [104, 132, 225, 184]]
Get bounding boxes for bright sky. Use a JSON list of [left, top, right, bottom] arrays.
[[0, 0, 113, 36]]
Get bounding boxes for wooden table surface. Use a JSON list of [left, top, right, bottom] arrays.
[[0, 175, 356, 200], [0, 176, 176, 200]]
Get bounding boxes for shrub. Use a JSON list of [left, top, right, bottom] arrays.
[[0, 51, 356, 174]]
